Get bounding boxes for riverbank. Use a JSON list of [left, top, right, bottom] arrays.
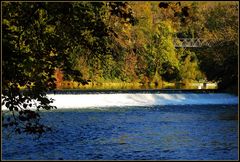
[[57, 80, 218, 91]]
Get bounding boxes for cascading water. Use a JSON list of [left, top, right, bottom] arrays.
[[2, 90, 237, 110], [48, 93, 238, 109]]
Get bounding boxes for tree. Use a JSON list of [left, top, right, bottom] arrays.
[[178, 49, 205, 84], [2, 2, 135, 136], [67, 2, 136, 83], [196, 2, 238, 93]]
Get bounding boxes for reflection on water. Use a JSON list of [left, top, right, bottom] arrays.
[[60, 81, 217, 91], [2, 105, 238, 160]]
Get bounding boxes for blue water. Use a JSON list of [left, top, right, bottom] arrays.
[[2, 105, 238, 160]]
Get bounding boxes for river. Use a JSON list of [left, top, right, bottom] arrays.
[[2, 90, 238, 160]]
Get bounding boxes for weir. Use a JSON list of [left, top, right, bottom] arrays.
[[47, 93, 238, 109], [1, 91, 238, 110]]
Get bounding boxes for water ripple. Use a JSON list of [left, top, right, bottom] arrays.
[[2, 104, 238, 160]]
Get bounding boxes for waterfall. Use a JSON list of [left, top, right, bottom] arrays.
[[1, 92, 238, 110], [48, 93, 238, 109]]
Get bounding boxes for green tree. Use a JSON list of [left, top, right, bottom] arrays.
[[143, 20, 180, 85], [70, 2, 136, 83], [196, 2, 238, 93], [178, 49, 205, 84], [2, 2, 135, 136]]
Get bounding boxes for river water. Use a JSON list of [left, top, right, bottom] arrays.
[[2, 91, 238, 160]]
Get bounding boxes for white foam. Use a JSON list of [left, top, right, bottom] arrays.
[[1, 93, 238, 110]]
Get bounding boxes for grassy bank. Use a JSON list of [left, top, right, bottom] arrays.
[[56, 80, 217, 90]]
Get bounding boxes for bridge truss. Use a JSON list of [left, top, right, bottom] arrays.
[[173, 38, 210, 48]]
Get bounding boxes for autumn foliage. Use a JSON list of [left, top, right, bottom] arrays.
[[54, 68, 63, 89]]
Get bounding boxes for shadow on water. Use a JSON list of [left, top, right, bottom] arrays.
[[218, 113, 238, 120]]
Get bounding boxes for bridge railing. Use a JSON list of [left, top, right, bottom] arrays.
[[173, 38, 210, 48]]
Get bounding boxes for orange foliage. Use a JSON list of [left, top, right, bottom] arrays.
[[54, 68, 63, 89], [124, 53, 138, 81]]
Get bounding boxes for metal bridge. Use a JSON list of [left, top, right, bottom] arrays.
[[173, 38, 210, 48]]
